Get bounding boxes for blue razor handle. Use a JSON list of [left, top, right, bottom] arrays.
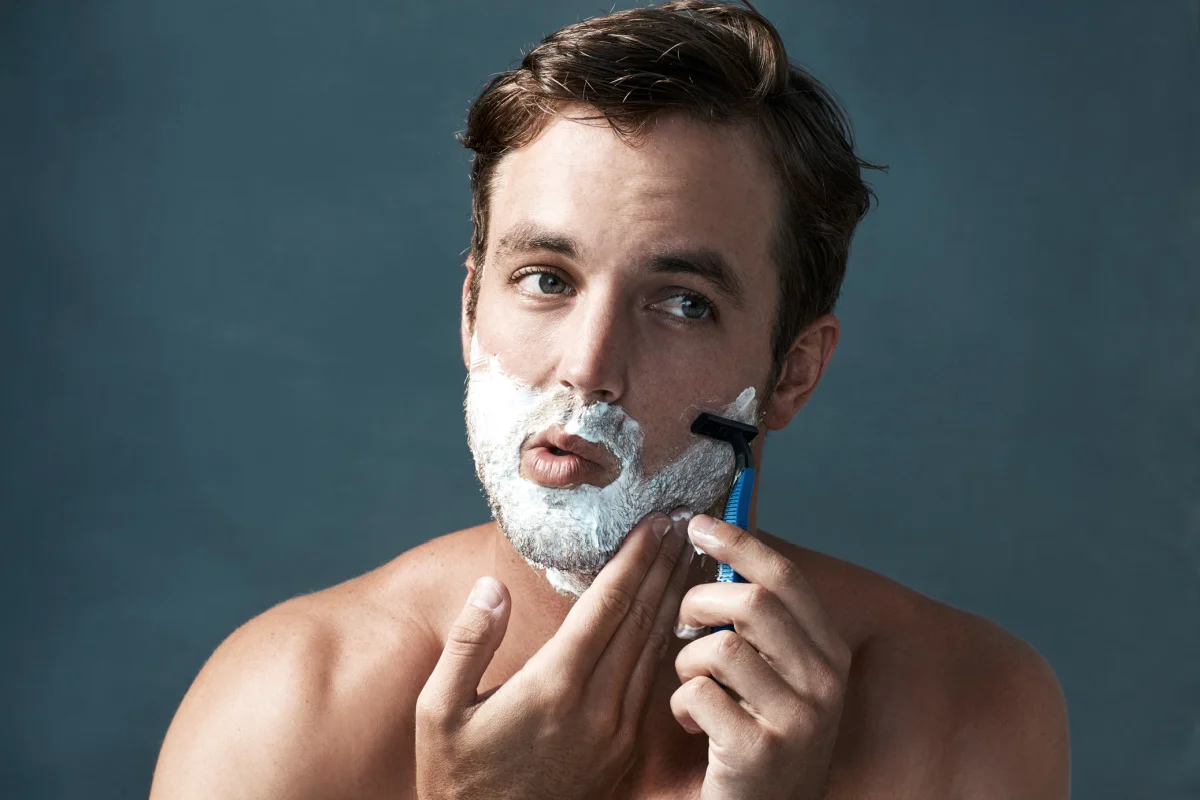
[[712, 465, 754, 633], [688, 411, 759, 645]]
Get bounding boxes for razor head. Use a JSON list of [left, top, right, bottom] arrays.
[[691, 412, 759, 471], [690, 412, 759, 445]]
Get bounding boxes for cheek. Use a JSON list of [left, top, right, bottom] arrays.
[[630, 380, 753, 472], [473, 280, 563, 379]]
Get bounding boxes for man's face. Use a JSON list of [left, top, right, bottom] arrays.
[[464, 109, 783, 589]]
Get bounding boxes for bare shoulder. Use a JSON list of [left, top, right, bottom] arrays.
[[759, 533, 1070, 799], [150, 524, 493, 800]]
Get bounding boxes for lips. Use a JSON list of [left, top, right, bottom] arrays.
[[520, 426, 620, 488]]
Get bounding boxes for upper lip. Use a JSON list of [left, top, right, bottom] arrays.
[[525, 426, 620, 477]]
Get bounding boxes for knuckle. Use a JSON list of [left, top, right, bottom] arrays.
[[688, 674, 717, 702], [634, 531, 662, 571], [742, 584, 775, 615], [446, 614, 492, 650], [784, 700, 823, 739], [814, 662, 847, 706], [749, 725, 779, 756], [589, 704, 622, 739], [645, 629, 671, 663], [714, 630, 745, 661], [655, 535, 681, 568], [771, 556, 802, 587], [596, 584, 636, 620], [633, 551, 657, 580], [626, 597, 657, 635], [414, 687, 450, 727], [724, 524, 749, 551], [442, 637, 484, 660]]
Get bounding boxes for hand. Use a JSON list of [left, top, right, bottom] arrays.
[[415, 509, 694, 799], [672, 515, 852, 800]]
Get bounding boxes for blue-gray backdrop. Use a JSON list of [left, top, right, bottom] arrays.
[[2, 1, 1197, 797]]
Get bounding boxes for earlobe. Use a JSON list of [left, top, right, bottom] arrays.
[[761, 315, 840, 430]]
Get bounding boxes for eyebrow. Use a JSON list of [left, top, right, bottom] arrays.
[[494, 222, 580, 261], [644, 248, 747, 311], [492, 221, 748, 310]]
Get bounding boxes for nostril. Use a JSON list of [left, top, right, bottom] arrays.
[[558, 381, 619, 407]]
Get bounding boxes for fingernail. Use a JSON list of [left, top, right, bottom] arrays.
[[468, 577, 502, 611], [669, 506, 694, 535], [688, 515, 719, 550], [674, 622, 708, 640], [652, 515, 671, 541]]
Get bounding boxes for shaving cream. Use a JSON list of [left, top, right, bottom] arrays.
[[464, 335, 757, 597]]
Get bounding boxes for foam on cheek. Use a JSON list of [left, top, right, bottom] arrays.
[[466, 338, 543, 451]]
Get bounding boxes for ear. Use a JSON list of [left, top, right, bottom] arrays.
[[761, 314, 840, 431], [461, 253, 476, 370]]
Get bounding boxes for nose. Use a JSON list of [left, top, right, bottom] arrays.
[[556, 287, 630, 405]]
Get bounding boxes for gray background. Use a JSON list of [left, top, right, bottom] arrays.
[[2, 0, 1197, 797]]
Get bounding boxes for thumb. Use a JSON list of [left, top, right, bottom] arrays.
[[424, 576, 511, 711]]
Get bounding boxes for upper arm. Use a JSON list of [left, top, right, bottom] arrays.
[[948, 634, 1072, 800], [149, 605, 346, 800]]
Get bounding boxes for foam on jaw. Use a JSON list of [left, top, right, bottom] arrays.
[[464, 334, 757, 597]]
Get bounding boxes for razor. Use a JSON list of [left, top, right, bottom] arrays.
[[690, 411, 759, 633]]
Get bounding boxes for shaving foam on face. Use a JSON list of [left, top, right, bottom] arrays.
[[464, 334, 757, 597]]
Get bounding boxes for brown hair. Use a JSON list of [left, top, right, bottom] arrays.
[[459, 0, 882, 390]]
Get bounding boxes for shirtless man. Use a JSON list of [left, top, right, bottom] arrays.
[[150, 2, 1071, 797]]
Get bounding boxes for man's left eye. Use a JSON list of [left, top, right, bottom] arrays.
[[516, 271, 570, 295], [658, 293, 713, 320]]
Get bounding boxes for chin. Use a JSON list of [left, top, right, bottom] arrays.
[[496, 500, 626, 575]]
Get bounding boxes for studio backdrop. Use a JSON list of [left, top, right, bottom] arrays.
[[1, 1, 1197, 798]]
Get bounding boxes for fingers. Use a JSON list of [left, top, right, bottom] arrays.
[[546, 512, 672, 679], [418, 577, 511, 715], [616, 511, 696, 724], [675, 581, 826, 691], [670, 675, 756, 748], [687, 515, 846, 663], [591, 510, 689, 692], [674, 630, 797, 724]]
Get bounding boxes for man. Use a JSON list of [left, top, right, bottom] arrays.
[[150, 2, 1070, 797]]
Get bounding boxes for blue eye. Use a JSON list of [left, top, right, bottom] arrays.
[[660, 293, 713, 320], [516, 271, 570, 295]]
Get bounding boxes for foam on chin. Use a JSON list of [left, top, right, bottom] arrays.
[[464, 335, 758, 597]]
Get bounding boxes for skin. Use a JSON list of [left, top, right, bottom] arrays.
[[150, 109, 1071, 799]]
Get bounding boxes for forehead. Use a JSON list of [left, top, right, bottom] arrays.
[[486, 110, 780, 290]]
